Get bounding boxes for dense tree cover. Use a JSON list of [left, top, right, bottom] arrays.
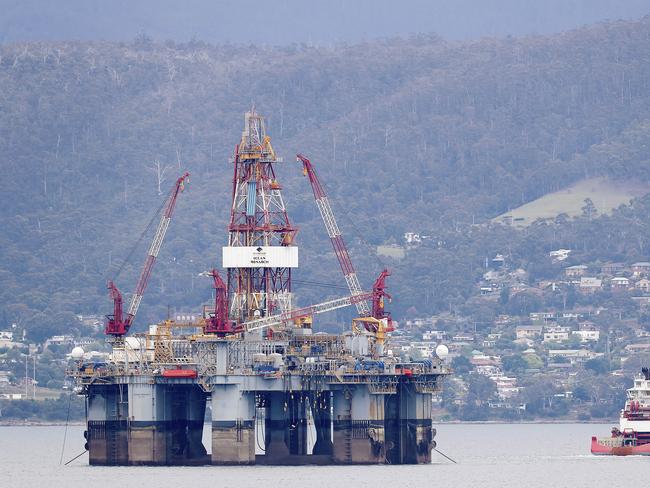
[[1, 17, 650, 339], [0, 394, 84, 421]]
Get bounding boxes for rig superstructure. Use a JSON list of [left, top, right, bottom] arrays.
[[69, 110, 448, 466]]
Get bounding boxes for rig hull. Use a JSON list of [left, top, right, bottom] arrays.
[[79, 343, 445, 466]]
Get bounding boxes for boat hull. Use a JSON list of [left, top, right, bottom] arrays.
[[591, 436, 650, 456]]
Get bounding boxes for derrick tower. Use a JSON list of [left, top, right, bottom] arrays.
[[224, 110, 297, 325]]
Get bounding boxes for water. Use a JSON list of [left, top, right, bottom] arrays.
[[0, 423, 645, 488]]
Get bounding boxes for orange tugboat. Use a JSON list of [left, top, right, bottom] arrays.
[[591, 367, 650, 456]]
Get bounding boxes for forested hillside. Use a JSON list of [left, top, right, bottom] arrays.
[[1, 17, 650, 340]]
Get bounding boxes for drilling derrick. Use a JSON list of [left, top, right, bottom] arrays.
[[225, 110, 297, 326]]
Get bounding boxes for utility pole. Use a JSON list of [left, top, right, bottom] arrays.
[[33, 355, 36, 400], [24, 355, 28, 398]]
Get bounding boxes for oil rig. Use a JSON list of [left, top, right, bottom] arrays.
[[69, 110, 448, 466]]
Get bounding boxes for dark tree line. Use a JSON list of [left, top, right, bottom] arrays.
[[1, 16, 650, 339]]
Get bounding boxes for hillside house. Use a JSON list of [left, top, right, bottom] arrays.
[[452, 333, 475, 342], [470, 352, 501, 368], [579, 277, 602, 293], [631, 262, 650, 277], [409, 342, 437, 358], [543, 326, 571, 343], [422, 330, 447, 341], [482, 338, 497, 348], [610, 276, 630, 291], [571, 329, 600, 343], [490, 375, 519, 399], [625, 343, 650, 354], [529, 312, 556, 322], [548, 349, 601, 364], [565, 265, 588, 277], [515, 325, 543, 340], [475, 364, 501, 376], [636, 279, 650, 293], [45, 335, 75, 348], [0, 331, 21, 349], [601, 263, 625, 275]]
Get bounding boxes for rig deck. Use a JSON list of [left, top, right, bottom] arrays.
[[71, 329, 447, 465]]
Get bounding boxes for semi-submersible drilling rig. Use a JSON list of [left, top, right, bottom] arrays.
[[69, 110, 448, 466]]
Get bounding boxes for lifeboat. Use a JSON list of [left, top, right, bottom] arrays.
[[162, 369, 197, 378]]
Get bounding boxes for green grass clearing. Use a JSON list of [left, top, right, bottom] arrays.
[[494, 177, 649, 227]]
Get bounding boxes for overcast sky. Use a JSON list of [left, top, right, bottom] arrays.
[[1, 0, 649, 45]]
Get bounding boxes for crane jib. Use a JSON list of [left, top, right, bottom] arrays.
[[106, 172, 190, 336]]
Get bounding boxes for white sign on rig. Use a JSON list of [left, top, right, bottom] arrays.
[[222, 246, 299, 268]]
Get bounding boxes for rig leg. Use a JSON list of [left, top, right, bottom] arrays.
[[311, 391, 333, 456], [211, 385, 255, 465], [263, 392, 291, 462], [385, 378, 434, 464], [87, 384, 128, 466], [126, 381, 207, 465], [126, 382, 163, 465], [287, 392, 309, 455], [332, 387, 386, 464]]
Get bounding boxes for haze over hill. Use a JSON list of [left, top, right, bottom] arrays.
[[1, 0, 649, 44], [1, 15, 650, 340]]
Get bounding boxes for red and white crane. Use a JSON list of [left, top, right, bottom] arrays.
[[203, 268, 233, 336], [239, 266, 393, 333], [105, 172, 190, 337], [296, 153, 371, 317]]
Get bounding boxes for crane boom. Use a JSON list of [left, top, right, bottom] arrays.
[[242, 291, 374, 332], [296, 154, 371, 316], [105, 172, 190, 336], [203, 268, 233, 336]]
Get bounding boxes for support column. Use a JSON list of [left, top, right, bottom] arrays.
[[332, 387, 384, 464], [311, 391, 333, 456], [86, 384, 128, 465], [386, 377, 434, 464], [185, 385, 208, 461], [411, 391, 434, 464], [165, 384, 208, 464], [287, 392, 308, 456], [127, 381, 163, 465], [332, 389, 351, 463], [264, 392, 290, 462], [398, 378, 418, 464], [211, 384, 255, 464]]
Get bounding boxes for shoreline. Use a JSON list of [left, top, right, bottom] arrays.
[[0, 420, 85, 426], [436, 419, 613, 424], [0, 419, 613, 427]]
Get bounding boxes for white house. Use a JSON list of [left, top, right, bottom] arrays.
[[543, 326, 571, 343], [571, 329, 600, 342]]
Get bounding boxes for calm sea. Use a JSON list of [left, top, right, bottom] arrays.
[[0, 423, 643, 488]]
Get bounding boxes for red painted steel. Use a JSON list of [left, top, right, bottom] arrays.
[[105, 172, 190, 337], [204, 268, 233, 335], [162, 369, 198, 378]]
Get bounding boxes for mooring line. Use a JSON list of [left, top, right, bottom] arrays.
[[434, 447, 458, 464], [59, 392, 73, 465], [64, 450, 88, 466]]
